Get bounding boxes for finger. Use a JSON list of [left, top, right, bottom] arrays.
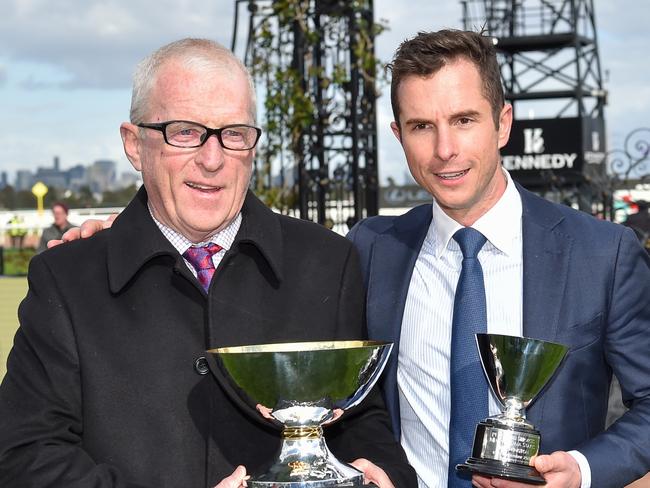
[[534, 452, 569, 474], [255, 404, 274, 420], [46, 239, 64, 249], [489, 477, 537, 487], [350, 459, 394, 488], [80, 219, 106, 238], [214, 465, 248, 488], [472, 474, 493, 487], [60, 227, 81, 242], [323, 408, 344, 425]]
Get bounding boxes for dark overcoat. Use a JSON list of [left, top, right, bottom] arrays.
[[0, 187, 416, 488]]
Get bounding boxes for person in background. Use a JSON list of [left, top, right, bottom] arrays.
[[37, 201, 74, 253], [7, 214, 27, 249]]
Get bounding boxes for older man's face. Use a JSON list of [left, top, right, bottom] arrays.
[[121, 60, 255, 242]]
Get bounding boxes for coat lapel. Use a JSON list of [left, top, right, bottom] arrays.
[[520, 187, 572, 343], [519, 187, 572, 429], [366, 204, 431, 436]]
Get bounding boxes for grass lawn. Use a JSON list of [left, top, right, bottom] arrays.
[[0, 277, 27, 381]]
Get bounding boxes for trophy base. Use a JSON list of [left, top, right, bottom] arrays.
[[248, 480, 364, 487], [248, 430, 365, 487], [457, 457, 546, 485]]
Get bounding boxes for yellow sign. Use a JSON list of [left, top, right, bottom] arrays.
[[31, 181, 48, 215]]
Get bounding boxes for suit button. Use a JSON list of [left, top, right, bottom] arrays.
[[194, 356, 209, 375]]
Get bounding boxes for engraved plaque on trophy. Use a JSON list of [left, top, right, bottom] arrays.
[[207, 340, 392, 487], [457, 333, 568, 484]]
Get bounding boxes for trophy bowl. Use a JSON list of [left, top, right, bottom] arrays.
[[207, 340, 393, 487], [457, 333, 568, 484]]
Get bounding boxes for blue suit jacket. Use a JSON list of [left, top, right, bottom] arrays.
[[347, 185, 650, 487]]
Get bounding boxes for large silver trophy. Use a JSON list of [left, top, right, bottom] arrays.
[[207, 340, 393, 487], [457, 333, 568, 484]]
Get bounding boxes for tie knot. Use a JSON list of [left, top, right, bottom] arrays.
[[453, 227, 486, 259], [183, 243, 222, 271]]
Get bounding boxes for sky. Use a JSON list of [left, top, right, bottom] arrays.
[[0, 0, 648, 186]]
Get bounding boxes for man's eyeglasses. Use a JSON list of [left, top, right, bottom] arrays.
[[137, 120, 262, 151]]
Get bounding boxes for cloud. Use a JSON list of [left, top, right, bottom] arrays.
[[0, 64, 6, 87], [0, 0, 236, 90]]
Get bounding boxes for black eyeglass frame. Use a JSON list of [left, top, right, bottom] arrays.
[[137, 120, 262, 150]]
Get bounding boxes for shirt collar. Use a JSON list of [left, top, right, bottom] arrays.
[[107, 187, 283, 293], [428, 169, 522, 258], [148, 205, 242, 255]]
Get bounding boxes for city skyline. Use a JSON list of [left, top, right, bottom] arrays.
[[1, 0, 648, 185]]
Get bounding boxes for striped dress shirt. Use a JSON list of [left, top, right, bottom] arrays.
[[397, 170, 590, 487], [397, 171, 523, 487]]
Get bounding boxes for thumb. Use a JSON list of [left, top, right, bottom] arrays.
[[214, 465, 248, 488], [534, 454, 555, 474]]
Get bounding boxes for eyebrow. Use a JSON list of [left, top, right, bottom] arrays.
[[403, 110, 483, 127]]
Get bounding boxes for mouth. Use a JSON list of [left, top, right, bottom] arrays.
[[185, 181, 222, 193], [435, 169, 469, 180]]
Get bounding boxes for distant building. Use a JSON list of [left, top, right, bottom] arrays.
[[118, 171, 142, 189], [0, 172, 7, 189], [15, 170, 34, 192], [67, 164, 87, 192], [86, 160, 117, 193], [34, 166, 67, 189]]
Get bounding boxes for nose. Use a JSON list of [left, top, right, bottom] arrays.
[[434, 126, 458, 162], [194, 134, 225, 171]]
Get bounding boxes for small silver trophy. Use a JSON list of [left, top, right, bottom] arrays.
[[207, 340, 393, 487], [457, 333, 568, 484]]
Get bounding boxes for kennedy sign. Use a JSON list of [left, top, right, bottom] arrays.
[[501, 117, 605, 186]]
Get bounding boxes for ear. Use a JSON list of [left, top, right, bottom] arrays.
[[390, 121, 402, 144], [497, 103, 513, 150], [120, 122, 143, 171]]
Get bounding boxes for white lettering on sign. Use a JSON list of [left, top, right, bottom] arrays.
[[502, 153, 578, 171], [523, 128, 545, 154], [592, 130, 601, 152]]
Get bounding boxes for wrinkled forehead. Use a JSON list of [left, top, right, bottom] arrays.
[[148, 59, 255, 121]]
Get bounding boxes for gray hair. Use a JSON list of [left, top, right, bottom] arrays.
[[129, 38, 256, 124]]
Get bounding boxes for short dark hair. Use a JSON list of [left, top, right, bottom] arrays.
[[387, 29, 505, 128], [52, 202, 69, 214]]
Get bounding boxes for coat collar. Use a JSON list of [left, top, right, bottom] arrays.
[[107, 187, 283, 293], [366, 203, 432, 437]]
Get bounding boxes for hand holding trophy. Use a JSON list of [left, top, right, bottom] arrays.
[[457, 333, 568, 484], [208, 340, 393, 487]]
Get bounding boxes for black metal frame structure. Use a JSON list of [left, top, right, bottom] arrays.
[[462, 0, 606, 118], [462, 0, 609, 213], [233, 0, 379, 231]]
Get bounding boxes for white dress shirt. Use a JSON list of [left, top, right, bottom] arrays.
[[397, 170, 590, 487], [149, 208, 241, 276]]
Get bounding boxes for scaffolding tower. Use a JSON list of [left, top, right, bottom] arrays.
[[462, 0, 609, 211], [233, 0, 379, 231]]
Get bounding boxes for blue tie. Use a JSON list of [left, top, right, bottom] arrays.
[[448, 227, 488, 487]]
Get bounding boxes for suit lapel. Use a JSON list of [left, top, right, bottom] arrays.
[[520, 187, 572, 343], [519, 187, 572, 429], [366, 204, 431, 436]]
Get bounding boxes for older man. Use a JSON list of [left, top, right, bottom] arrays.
[[0, 39, 415, 488]]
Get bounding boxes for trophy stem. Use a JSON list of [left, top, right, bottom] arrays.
[[503, 398, 526, 423], [248, 425, 364, 487]]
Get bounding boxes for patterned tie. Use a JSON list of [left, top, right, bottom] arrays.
[[448, 227, 488, 487], [182, 243, 223, 292]]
